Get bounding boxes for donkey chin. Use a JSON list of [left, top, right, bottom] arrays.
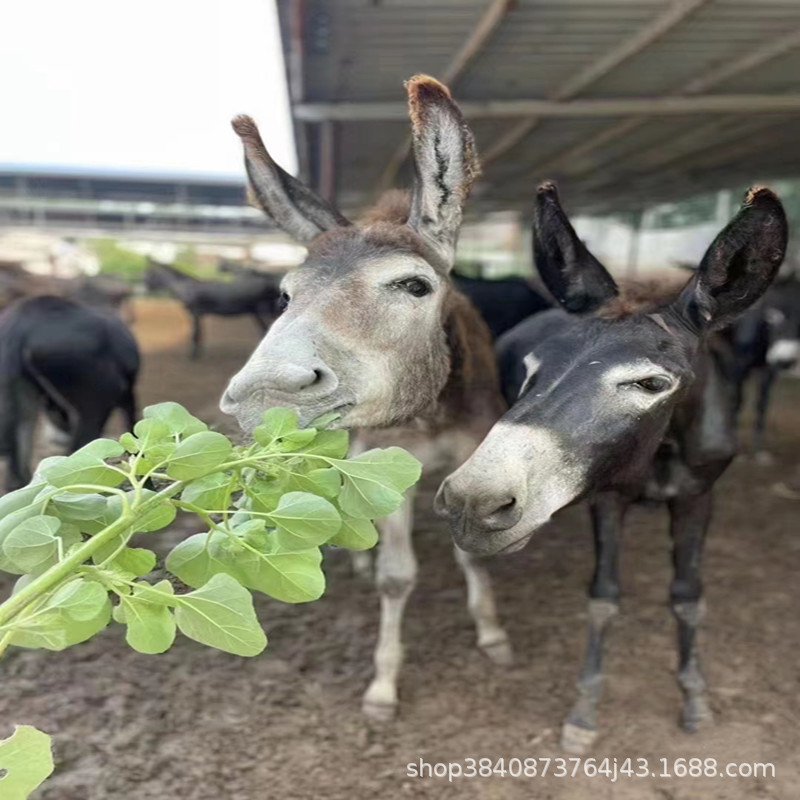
[[434, 470, 583, 557], [434, 421, 586, 557], [435, 489, 565, 557]]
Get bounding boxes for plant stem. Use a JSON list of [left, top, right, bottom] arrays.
[[0, 481, 184, 629]]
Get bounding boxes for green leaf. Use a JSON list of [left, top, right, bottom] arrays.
[[0, 725, 54, 800], [118, 587, 176, 654], [167, 531, 324, 604], [133, 440, 177, 474], [4, 583, 111, 651], [0, 480, 46, 519], [245, 476, 287, 514], [78, 438, 126, 460], [46, 579, 109, 622], [166, 532, 229, 588], [133, 417, 172, 448], [119, 432, 140, 453], [39, 439, 126, 490], [174, 573, 267, 656], [300, 429, 349, 458], [328, 516, 379, 551], [94, 547, 156, 578], [99, 489, 176, 535], [266, 492, 341, 551], [50, 492, 107, 522], [0, 502, 50, 574], [127, 579, 175, 607], [181, 473, 230, 511], [333, 447, 421, 518], [308, 410, 342, 429], [166, 431, 233, 481], [1, 516, 61, 574], [236, 546, 325, 603], [274, 428, 317, 451], [144, 402, 208, 436], [253, 407, 299, 444], [286, 467, 340, 499]]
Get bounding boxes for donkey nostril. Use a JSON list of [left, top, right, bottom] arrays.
[[476, 494, 522, 529], [221, 388, 239, 410]]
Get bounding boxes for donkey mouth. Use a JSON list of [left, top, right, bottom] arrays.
[[496, 531, 535, 555]]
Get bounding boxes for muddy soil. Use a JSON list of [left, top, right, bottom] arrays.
[[2, 299, 799, 800]]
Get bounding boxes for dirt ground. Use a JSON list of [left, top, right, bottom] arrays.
[[2, 298, 800, 800]]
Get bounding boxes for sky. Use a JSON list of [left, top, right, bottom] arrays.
[[1, 0, 297, 177]]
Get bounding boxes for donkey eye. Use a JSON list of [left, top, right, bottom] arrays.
[[393, 277, 432, 297], [279, 291, 291, 311], [634, 376, 672, 393]]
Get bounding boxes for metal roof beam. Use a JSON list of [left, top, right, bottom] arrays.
[[295, 94, 800, 121], [375, 0, 514, 195], [482, 0, 710, 164], [531, 25, 800, 180]]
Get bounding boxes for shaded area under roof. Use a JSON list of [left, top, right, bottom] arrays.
[[276, 0, 800, 216]]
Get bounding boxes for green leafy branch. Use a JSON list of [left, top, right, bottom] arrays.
[[0, 402, 421, 660]]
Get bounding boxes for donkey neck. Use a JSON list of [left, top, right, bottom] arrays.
[[434, 288, 505, 434]]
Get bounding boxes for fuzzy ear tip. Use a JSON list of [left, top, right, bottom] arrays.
[[744, 185, 779, 208], [405, 74, 452, 103], [535, 181, 560, 205], [231, 114, 259, 139]]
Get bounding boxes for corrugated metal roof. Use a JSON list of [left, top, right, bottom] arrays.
[[276, 0, 800, 215]]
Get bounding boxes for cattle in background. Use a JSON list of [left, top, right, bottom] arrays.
[[438, 183, 787, 751], [144, 260, 283, 359], [0, 295, 140, 490]]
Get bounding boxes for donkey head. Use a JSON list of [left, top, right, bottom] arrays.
[[221, 76, 479, 432], [437, 183, 787, 556]]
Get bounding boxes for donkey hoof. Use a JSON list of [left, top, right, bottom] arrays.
[[481, 638, 514, 667], [561, 721, 597, 754], [681, 697, 714, 733], [362, 699, 397, 722]]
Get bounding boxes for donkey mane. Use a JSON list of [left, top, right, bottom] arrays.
[[595, 273, 688, 319], [358, 189, 412, 226], [439, 289, 505, 427]]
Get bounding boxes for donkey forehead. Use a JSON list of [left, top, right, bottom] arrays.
[[297, 225, 444, 277], [533, 314, 690, 373]]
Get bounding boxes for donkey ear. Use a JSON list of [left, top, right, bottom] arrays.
[[406, 75, 480, 269], [533, 182, 618, 314], [672, 187, 788, 331], [231, 115, 351, 244]]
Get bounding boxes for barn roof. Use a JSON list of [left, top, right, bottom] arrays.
[[276, 0, 800, 215]]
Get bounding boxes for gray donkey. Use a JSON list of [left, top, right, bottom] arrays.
[[221, 76, 512, 719], [437, 182, 788, 751]]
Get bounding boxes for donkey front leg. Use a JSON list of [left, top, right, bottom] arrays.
[[669, 491, 714, 733], [453, 546, 512, 665], [562, 493, 626, 753], [362, 490, 416, 721]]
